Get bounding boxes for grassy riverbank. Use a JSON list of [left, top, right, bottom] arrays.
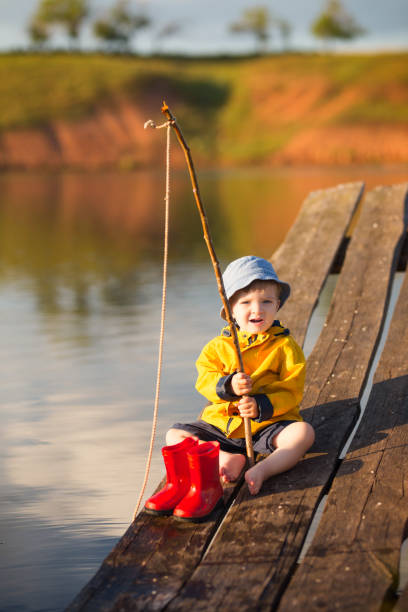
[[1, 51, 407, 166]]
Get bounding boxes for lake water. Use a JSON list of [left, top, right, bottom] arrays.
[[0, 165, 406, 611]]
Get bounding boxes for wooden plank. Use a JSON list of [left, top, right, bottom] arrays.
[[272, 181, 363, 346], [278, 232, 408, 610], [66, 183, 363, 611], [396, 586, 408, 612], [165, 184, 408, 611]]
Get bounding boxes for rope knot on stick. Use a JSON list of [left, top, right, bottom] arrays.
[[144, 119, 174, 130]]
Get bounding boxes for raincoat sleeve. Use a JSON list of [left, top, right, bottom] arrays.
[[195, 340, 233, 404], [255, 338, 306, 419]]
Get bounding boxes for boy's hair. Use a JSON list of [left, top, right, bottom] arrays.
[[230, 279, 281, 307]]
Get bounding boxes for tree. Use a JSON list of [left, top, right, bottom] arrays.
[[93, 0, 150, 51], [27, 17, 50, 47], [30, 0, 89, 45], [311, 0, 365, 45], [276, 18, 292, 51], [230, 6, 270, 53]]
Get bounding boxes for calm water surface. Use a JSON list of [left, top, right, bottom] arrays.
[[0, 166, 406, 611]]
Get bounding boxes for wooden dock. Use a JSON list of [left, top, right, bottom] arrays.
[[68, 181, 408, 611]]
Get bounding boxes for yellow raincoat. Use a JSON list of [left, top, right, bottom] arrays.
[[196, 321, 305, 439]]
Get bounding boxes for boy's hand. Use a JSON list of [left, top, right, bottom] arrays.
[[231, 372, 253, 396], [237, 396, 259, 419]]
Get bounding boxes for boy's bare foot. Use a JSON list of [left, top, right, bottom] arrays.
[[219, 452, 246, 483], [245, 463, 265, 495]]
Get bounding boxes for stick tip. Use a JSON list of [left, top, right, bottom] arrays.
[[161, 100, 169, 114]]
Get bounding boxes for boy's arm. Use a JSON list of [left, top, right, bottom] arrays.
[[216, 372, 240, 401], [196, 342, 237, 403], [253, 339, 306, 422]]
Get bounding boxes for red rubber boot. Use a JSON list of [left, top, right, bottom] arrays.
[[173, 441, 224, 522], [144, 437, 198, 516]]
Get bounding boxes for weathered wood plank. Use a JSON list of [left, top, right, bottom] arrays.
[[67, 183, 362, 611], [272, 181, 363, 346], [278, 227, 408, 611], [166, 184, 408, 611], [395, 585, 408, 612]]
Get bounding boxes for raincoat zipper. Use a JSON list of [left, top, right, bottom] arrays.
[[226, 417, 233, 435]]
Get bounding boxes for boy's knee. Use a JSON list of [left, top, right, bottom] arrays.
[[293, 421, 314, 443], [276, 421, 314, 451], [302, 422, 315, 448], [166, 428, 191, 445], [166, 428, 181, 444]]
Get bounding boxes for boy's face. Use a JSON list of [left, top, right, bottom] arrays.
[[231, 283, 280, 334]]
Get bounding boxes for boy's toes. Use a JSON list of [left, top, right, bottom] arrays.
[[219, 454, 246, 483], [247, 480, 260, 495], [245, 469, 262, 495], [219, 467, 231, 483]]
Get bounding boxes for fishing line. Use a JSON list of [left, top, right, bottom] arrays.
[[133, 119, 171, 520]]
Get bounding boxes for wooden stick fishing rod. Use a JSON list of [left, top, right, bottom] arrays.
[[161, 101, 255, 467]]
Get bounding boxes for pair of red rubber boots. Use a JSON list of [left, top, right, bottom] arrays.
[[144, 437, 223, 522]]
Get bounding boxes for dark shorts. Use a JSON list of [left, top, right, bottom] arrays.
[[170, 419, 297, 456]]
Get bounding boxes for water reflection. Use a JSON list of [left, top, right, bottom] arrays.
[[0, 166, 407, 611]]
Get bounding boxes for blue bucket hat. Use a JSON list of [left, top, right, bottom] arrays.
[[221, 255, 291, 320]]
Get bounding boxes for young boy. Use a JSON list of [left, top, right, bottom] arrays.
[[167, 255, 315, 495]]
